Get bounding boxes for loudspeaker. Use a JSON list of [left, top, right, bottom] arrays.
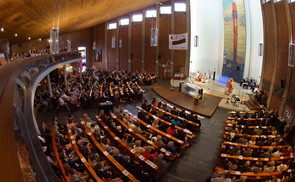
[[281, 80, 285, 89]]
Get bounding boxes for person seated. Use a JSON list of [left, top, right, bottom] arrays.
[[152, 153, 170, 174], [142, 146, 158, 160], [133, 140, 144, 153], [165, 141, 178, 155], [153, 135, 165, 148], [238, 161, 251, 172], [171, 117, 181, 126], [167, 124, 177, 137]]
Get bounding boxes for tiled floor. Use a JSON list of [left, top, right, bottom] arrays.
[[36, 78, 228, 182]]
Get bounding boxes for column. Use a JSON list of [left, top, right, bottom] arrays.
[[63, 65, 68, 87], [47, 74, 53, 98]]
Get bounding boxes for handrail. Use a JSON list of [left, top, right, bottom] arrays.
[[123, 109, 185, 146], [93, 116, 159, 170], [109, 112, 173, 157], [66, 124, 103, 182], [0, 51, 83, 181]]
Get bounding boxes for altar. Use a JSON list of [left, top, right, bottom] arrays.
[[180, 83, 201, 98]]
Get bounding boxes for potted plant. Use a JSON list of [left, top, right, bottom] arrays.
[[193, 94, 202, 105]]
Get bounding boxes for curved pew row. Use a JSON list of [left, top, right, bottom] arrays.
[[215, 167, 295, 179], [93, 116, 159, 171], [81, 123, 140, 182], [158, 99, 205, 120], [224, 132, 281, 139], [137, 106, 195, 138], [225, 123, 273, 129], [123, 109, 186, 148], [109, 112, 175, 158], [66, 124, 104, 182], [51, 129, 71, 182], [152, 106, 200, 131], [222, 141, 290, 150], [220, 153, 294, 162]]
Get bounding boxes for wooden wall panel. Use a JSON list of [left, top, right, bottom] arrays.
[[144, 16, 156, 73], [173, 12, 186, 74], [119, 24, 129, 71], [268, 2, 289, 109], [261, 2, 276, 90], [287, 2, 295, 110], [94, 23, 106, 69], [107, 28, 117, 70], [131, 19, 142, 72], [159, 13, 171, 78]]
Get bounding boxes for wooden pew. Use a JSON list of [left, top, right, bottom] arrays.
[[227, 117, 264, 121], [159, 100, 205, 120], [93, 116, 159, 171], [66, 124, 103, 182], [137, 106, 195, 138], [135, 82, 145, 93], [81, 123, 140, 182], [220, 153, 294, 162], [215, 167, 295, 179], [51, 130, 71, 182], [123, 109, 185, 147], [222, 141, 290, 150], [225, 121, 271, 128], [109, 112, 174, 158], [223, 131, 281, 139], [153, 106, 200, 130]]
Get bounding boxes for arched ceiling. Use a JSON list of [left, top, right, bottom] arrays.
[[0, 0, 164, 44]]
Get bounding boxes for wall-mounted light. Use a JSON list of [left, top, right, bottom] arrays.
[[39, 38, 42, 41], [258, 43, 263, 56], [119, 39, 122, 48], [194, 36, 198, 47], [15, 33, 18, 37], [111, 37, 116, 48], [1, 28, 4, 32], [28, 37, 31, 40]]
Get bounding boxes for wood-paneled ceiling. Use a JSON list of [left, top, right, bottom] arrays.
[[0, 0, 162, 44]]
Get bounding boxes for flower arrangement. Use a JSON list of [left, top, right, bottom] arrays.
[[194, 94, 202, 100]]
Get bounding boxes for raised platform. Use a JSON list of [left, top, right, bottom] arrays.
[[152, 86, 221, 117]]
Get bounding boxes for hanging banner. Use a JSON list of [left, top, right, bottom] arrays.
[[150, 28, 158, 47], [169, 33, 188, 50]]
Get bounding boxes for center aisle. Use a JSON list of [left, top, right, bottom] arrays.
[[36, 79, 228, 182]]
